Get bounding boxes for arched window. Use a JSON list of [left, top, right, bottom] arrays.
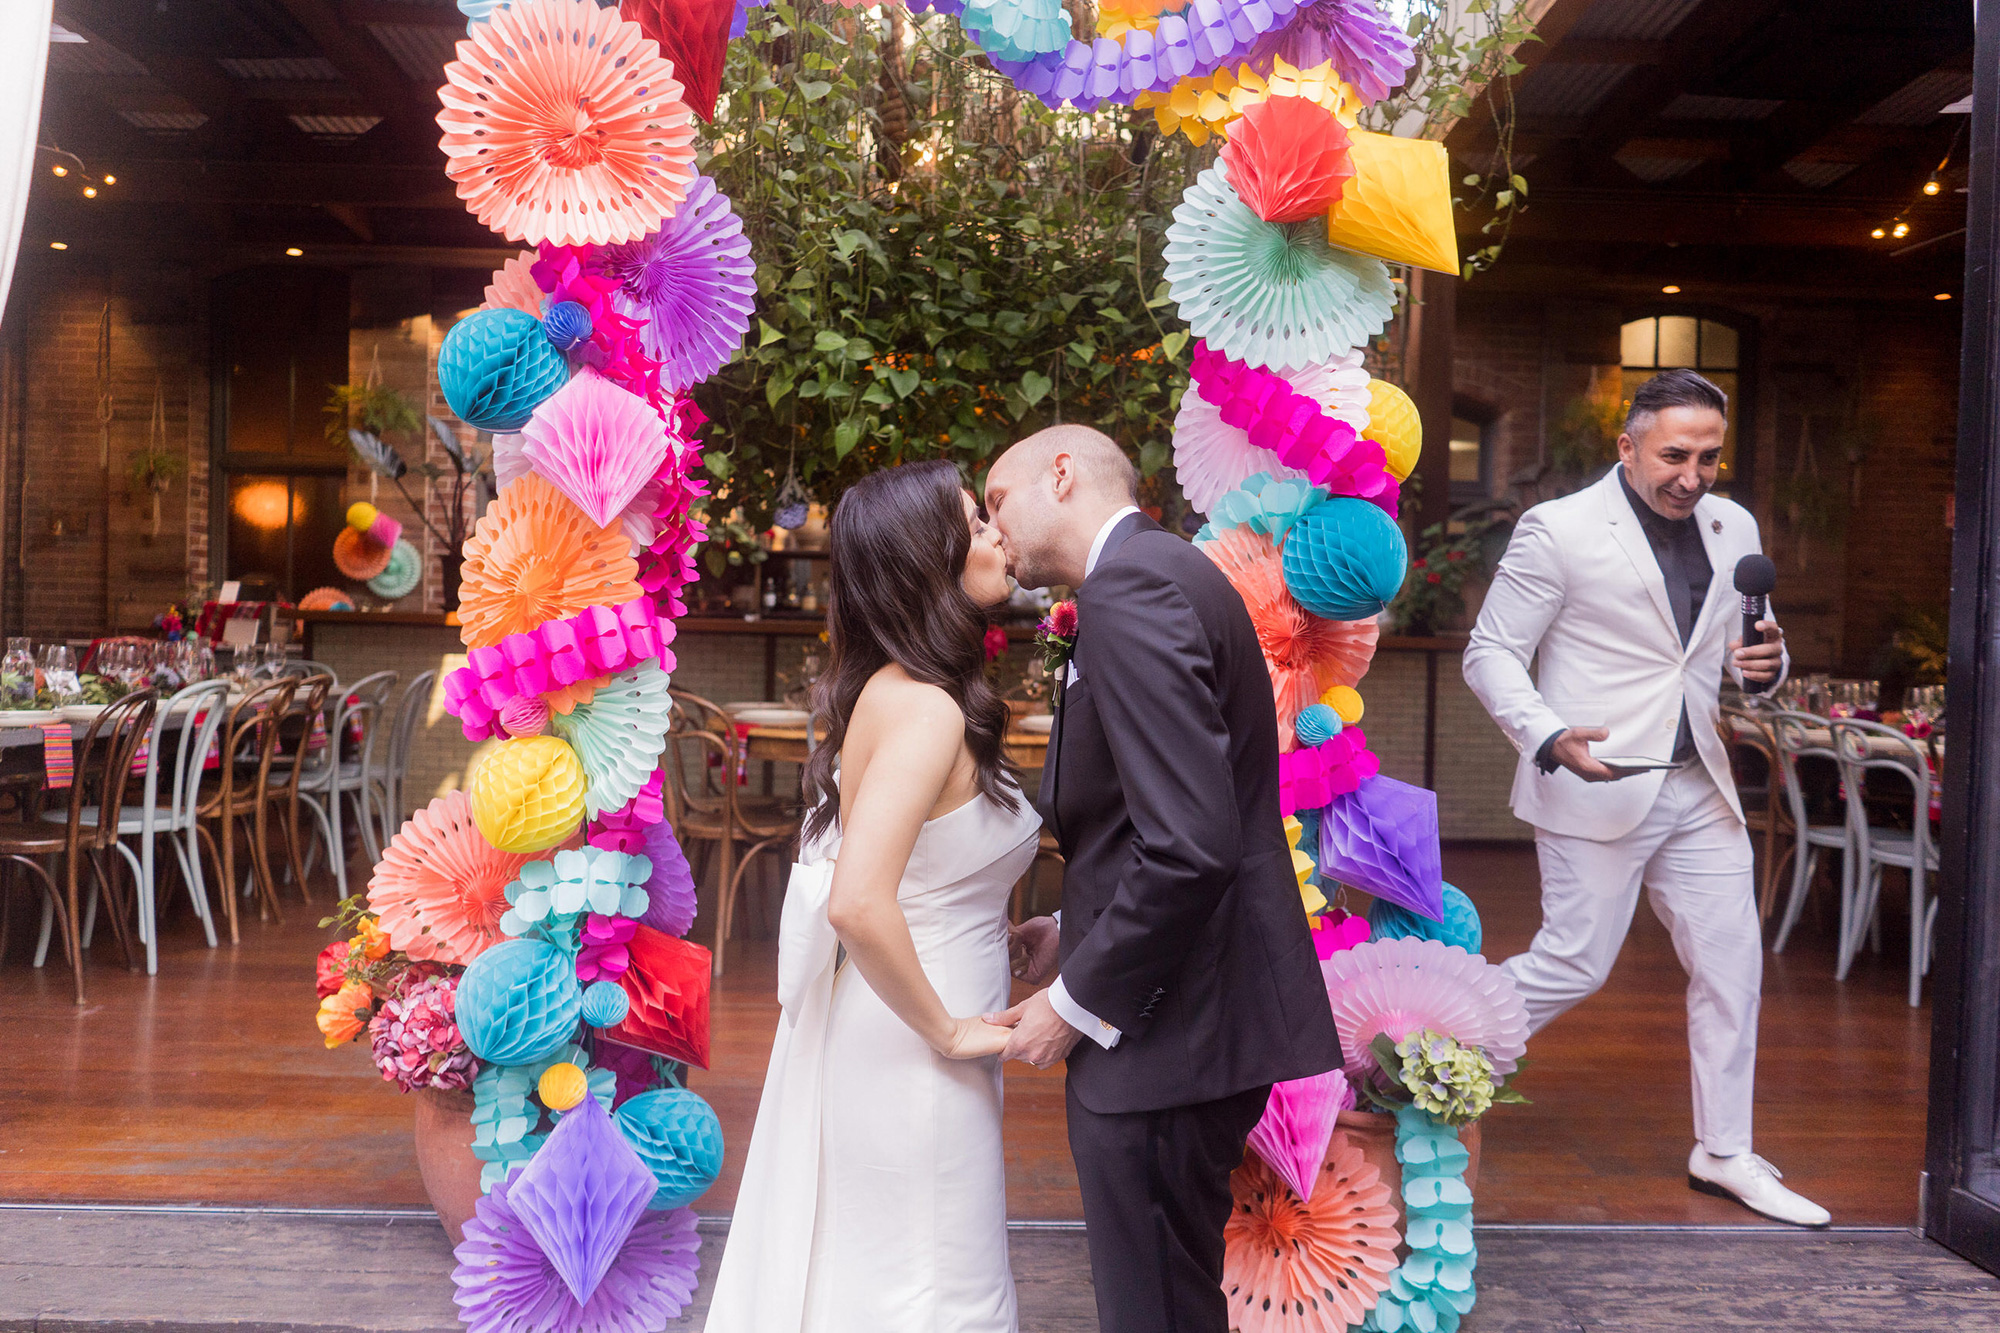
[[1620, 313, 1747, 488]]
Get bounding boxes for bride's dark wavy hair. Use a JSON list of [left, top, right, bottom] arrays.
[[801, 459, 1018, 842]]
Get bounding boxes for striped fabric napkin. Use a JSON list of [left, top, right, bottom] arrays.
[[40, 724, 73, 789]]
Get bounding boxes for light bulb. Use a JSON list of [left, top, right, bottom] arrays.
[[101, 174, 115, 186], [1936, 292, 1953, 301], [1924, 177, 1941, 196], [1893, 221, 1910, 238], [285, 247, 303, 257], [1871, 227, 1886, 239], [1661, 284, 1681, 294], [51, 164, 66, 177], [82, 185, 96, 198], [49, 241, 67, 250]]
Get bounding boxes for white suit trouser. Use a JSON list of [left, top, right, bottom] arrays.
[[1501, 763, 1761, 1156]]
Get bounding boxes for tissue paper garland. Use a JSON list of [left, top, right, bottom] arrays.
[[1241, 0, 1416, 106], [1279, 727, 1379, 814], [1186, 343, 1396, 514], [457, 475, 642, 650], [518, 369, 673, 529], [607, 924, 713, 1068], [1223, 1130, 1399, 1332], [596, 174, 759, 393], [367, 791, 549, 965], [1173, 349, 1371, 511], [1246, 1068, 1352, 1202], [436, 0, 697, 247], [960, 0, 1072, 63], [1321, 937, 1529, 1081], [1137, 57, 1359, 148], [1316, 773, 1442, 921], [591, 815, 698, 938], [1220, 94, 1355, 223], [444, 598, 673, 741], [1195, 470, 1326, 546], [1361, 1105, 1479, 1332]]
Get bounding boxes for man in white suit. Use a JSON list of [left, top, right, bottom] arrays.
[[1464, 369, 1828, 1226]]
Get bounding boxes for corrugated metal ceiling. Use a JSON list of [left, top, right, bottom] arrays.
[[1567, 0, 1704, 43], [1855, 68, 1976, 126], [1660, 94, 1783, 121], [1513, 62, 1635, 119], [368, 23, 465, 83]]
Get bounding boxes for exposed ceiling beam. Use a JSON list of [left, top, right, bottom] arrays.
[[1542, 40, 1668, 65], [1465, 188, 1933, 248], [271, 0, 443, 156], [53, 0, 249, 154], [71, 157, 461, 208], [323, 202, 375, 241], [56, 74, 369, 107]]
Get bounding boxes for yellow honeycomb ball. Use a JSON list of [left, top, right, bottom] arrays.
[[1321, 685, 1364, 724], [1365, 379, 1423, 482], [346, 501, 380, 532], [537, 1061, 588, 1112], [470, 735, 587, 853]]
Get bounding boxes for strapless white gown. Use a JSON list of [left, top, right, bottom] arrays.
[[704, 787, 1043, 1333]]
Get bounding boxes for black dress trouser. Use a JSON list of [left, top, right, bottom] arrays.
[[1066, 1079, 1273, 1333]]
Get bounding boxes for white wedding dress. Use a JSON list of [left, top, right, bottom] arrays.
[[704, 785, 1042, 1333]]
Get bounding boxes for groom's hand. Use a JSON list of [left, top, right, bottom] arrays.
[[1008, 915, 1060, 985], [986, 989, 1083, 1069]]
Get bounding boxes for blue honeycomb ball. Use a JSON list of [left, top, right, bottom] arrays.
[[1280, 496, 1408, 622], [541, 300, 593, 353], [581, 979, 630, 1028], [456, 937, 582, 1066], [616, 1087, 725, 1210], [438, 307, 570, 432], [1294, 703, 1343, 748], [1368, 882, 1482, 955]]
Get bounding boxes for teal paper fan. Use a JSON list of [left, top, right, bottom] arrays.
[[962, 0, 1072, 62], [1282, 494, 1408, 621], [1194, 471, 1326, 545], [366, 538, 422, 600], [1164, 163, 1395, 373], [615, 1087, 725, 1211], [549, 659, 675, 819]]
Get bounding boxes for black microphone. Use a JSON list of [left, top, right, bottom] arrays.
[[1734, 554, 1777, 694]]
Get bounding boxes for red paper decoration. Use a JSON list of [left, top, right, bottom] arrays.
[[623, 0, 737, 122], [607, 923, 713, 1068], [1221, 96, 1356, 225]]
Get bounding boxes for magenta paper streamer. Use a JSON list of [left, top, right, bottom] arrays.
[[1189, 340, 1398, 515], [1316, 773, 1443, 922], [1246, 1068, 1353, 1202], [597, 175, 757, 394], [503, 1093, 658, 1306], [444, 598, 675, 741], [1279, 727, 1380, 815]]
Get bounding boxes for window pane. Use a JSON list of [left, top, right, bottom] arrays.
[[1657, 316, 1699, 368], [1700, 320, 1739, 369], [225, 473, 346, 598], [1620, 318, 1657, 368], [1449, 416, 1483, 485]]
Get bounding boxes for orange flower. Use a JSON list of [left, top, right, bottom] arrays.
[[317, 981, 375, 1048], [353, 918, 391, 962]]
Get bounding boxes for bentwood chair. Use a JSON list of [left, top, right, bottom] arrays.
[[1719, 702, 1786, 921], [1769, 709, 1856, 958], [265, 673, 334, 906], [1828, 717, 1939, 1006], [294, 670, 397, 895], [195, 676, 297, 943], [377, 669, 436, 847], [2, 690, 159, 1003]]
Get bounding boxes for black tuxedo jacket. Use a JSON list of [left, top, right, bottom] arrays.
[[1038, 513, 1343, 1114]]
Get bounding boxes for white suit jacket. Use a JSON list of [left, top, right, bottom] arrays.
[[1462, 468, 1787, 842]]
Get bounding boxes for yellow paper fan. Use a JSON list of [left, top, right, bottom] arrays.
[[1365, 378, 1423, 481], [1325, 130, 1460, 275], [1136, 59, 1359, 148]]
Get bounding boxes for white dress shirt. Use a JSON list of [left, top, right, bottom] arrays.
[[1047, 505, 1139, 1048]]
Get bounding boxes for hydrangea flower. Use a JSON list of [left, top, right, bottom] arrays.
[[1394, 1028, 1495, 1126], [369, 973, 478, 1093]]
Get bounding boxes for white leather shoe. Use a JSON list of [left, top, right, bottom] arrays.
[[1687, 1147, 1831, 1227]]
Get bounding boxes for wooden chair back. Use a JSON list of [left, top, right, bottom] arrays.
[[56, 689, 159, 858]]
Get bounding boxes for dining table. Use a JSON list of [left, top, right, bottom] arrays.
[[742, 722, 1052, 772]]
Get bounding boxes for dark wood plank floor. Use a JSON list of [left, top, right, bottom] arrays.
[[0, 840, 1929, 1224]]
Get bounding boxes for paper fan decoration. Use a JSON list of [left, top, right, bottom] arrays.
[[1321, 936, 1529, 1080], [505, 1093, 657, 1305], [1220, 95, 1355, 223], [457, 937, 585, 1067], [1174, 350, 1372, 513], [607, 924, 712, 1068], [471, 734, 590, 853], [490, 431, 530, 490], [453, 1184, 699, 1333], [1223, 1131, 1399, 1332], [1281, 495, 1407, 622], [438, 307, 572, 433], [368, 538, 423, 600], [458, 474, 641, 650], [368, 791, 549, 965], [1164, 162, 1395, 373], [482, 249, 544, 315], [1241, 0, 1416, 106], [1325, 130, 1460, 275], [622, 0, 737, 121], [596, 174, 757, 393], [436, 0, 698, 247], [299, 586, 354, 612], [333, 527, 393, 580], [1246, 1069, 1352, 1203], [518, 369, 672, 529], [1318, 774, 1441, 921], [1365, 377, 1422, 482], [550, 660, 675, 818]]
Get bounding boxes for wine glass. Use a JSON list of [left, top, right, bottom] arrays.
[[39, 645, 81, 705], [1, 638, 33, 709]]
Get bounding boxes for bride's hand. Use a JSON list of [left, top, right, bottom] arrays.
[[937, 1016, 1013, 1060]]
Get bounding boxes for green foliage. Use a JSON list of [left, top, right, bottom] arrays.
[[696, 2, 1197, 521], [1391, 487, 1505, 634], [323, 382, 421, 447]]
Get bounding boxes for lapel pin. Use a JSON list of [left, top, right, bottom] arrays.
[[1711, 520, 1722, 533]]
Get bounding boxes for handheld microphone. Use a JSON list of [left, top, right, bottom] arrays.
[[1734, 554, 1778, 694]]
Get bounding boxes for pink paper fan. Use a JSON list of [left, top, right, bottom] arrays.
[[518, 368, 673, 528], [1174, 350, 1374, 513], [595, 174, 757, 393], [491, 432, 531, 490], [1321, 935, 1529, 1080], [482, 250, 544, 316], [367, 790, 548, 966], [436, 0, 698, 247], [1247, 1069, 1352, 1202]]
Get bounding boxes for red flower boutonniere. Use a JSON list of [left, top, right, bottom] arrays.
[[1036, 600, 1077, 681]]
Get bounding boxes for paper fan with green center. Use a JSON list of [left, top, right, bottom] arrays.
[[549, 658, 675, 818], [1164, 162, 1395, 374]]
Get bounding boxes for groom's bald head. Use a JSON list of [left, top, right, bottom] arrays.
[[984, 426, 1142, 590]]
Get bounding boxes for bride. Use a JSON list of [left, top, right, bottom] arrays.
[[704, 460, 1043, 1333]]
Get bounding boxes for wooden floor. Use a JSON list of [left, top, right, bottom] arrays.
[[0, 840, 1931, 1224]]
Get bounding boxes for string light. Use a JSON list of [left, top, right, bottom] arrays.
[[50, 164, 66, 177], [82, 186, 97, 198], [101, 174, 114, 186], [1924, 176, 1942, 196], [49, 241, 66, 250], [1871, 226, 1886, 239], [285, 247, 304, 257], [1661, 284, 1681, 294], [1893, 220, 1910, 239], [1936, 292, 1953, 301]]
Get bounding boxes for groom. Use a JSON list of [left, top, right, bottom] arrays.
[[984, 426, 1342, 1333]]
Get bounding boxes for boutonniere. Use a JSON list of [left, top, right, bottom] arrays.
[[1036, 599, 1077, 682]]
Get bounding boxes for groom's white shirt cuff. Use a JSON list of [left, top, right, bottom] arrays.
[[1050, 976, 1121, 1049], [1063, 505, 1141, 688]]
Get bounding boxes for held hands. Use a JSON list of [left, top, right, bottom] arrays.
[[1008, 915, 1060, 985], [1730, 619, 1784, 684], [937, 1016, 1015, 1061], [1550, 726, 1619, 783], [984, 988, 1084, 1069]]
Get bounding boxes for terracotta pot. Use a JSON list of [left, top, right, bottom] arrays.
[[412, 1086, 483, 1245], [1334, 1108, 1482, 1232]]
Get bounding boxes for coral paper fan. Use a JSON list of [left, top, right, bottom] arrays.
[[1221, 95, 1355, 224], [608, 924, 712, 1068], [332, 527, 392, 581], [367, 791, 548, 965], [436, 0, 698, 247], [1321, 936, 1530, 1081], [622, 0, 736, 122], [482, 250, 544, 315], [1223, 1133, 1399, 1332], [518, 369, 672, 529], [1246, 1068, 1350, 1203], [596, 174, 757, 393], [458, 474, 641, 650]]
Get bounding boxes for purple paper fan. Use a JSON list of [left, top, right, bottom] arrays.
[[453, 1179, 701, 1333], [590, 819, 697, 938], [595, 174, 756, 393], [503, 1092, 658, 1306], [1317, 773, 1443, 922], [1244, 0, 1417, 105]]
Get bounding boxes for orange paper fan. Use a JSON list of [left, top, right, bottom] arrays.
[[458, 473, 641, 650], [543, 674, 608, 717], [437, 0, 698, 247], [1220, 95, 1355, 224], [1223, 1134, 1399, 1333], [366, 790, 547, 966], [482, 249, 544, 316], [333, 528, 392, 581]]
